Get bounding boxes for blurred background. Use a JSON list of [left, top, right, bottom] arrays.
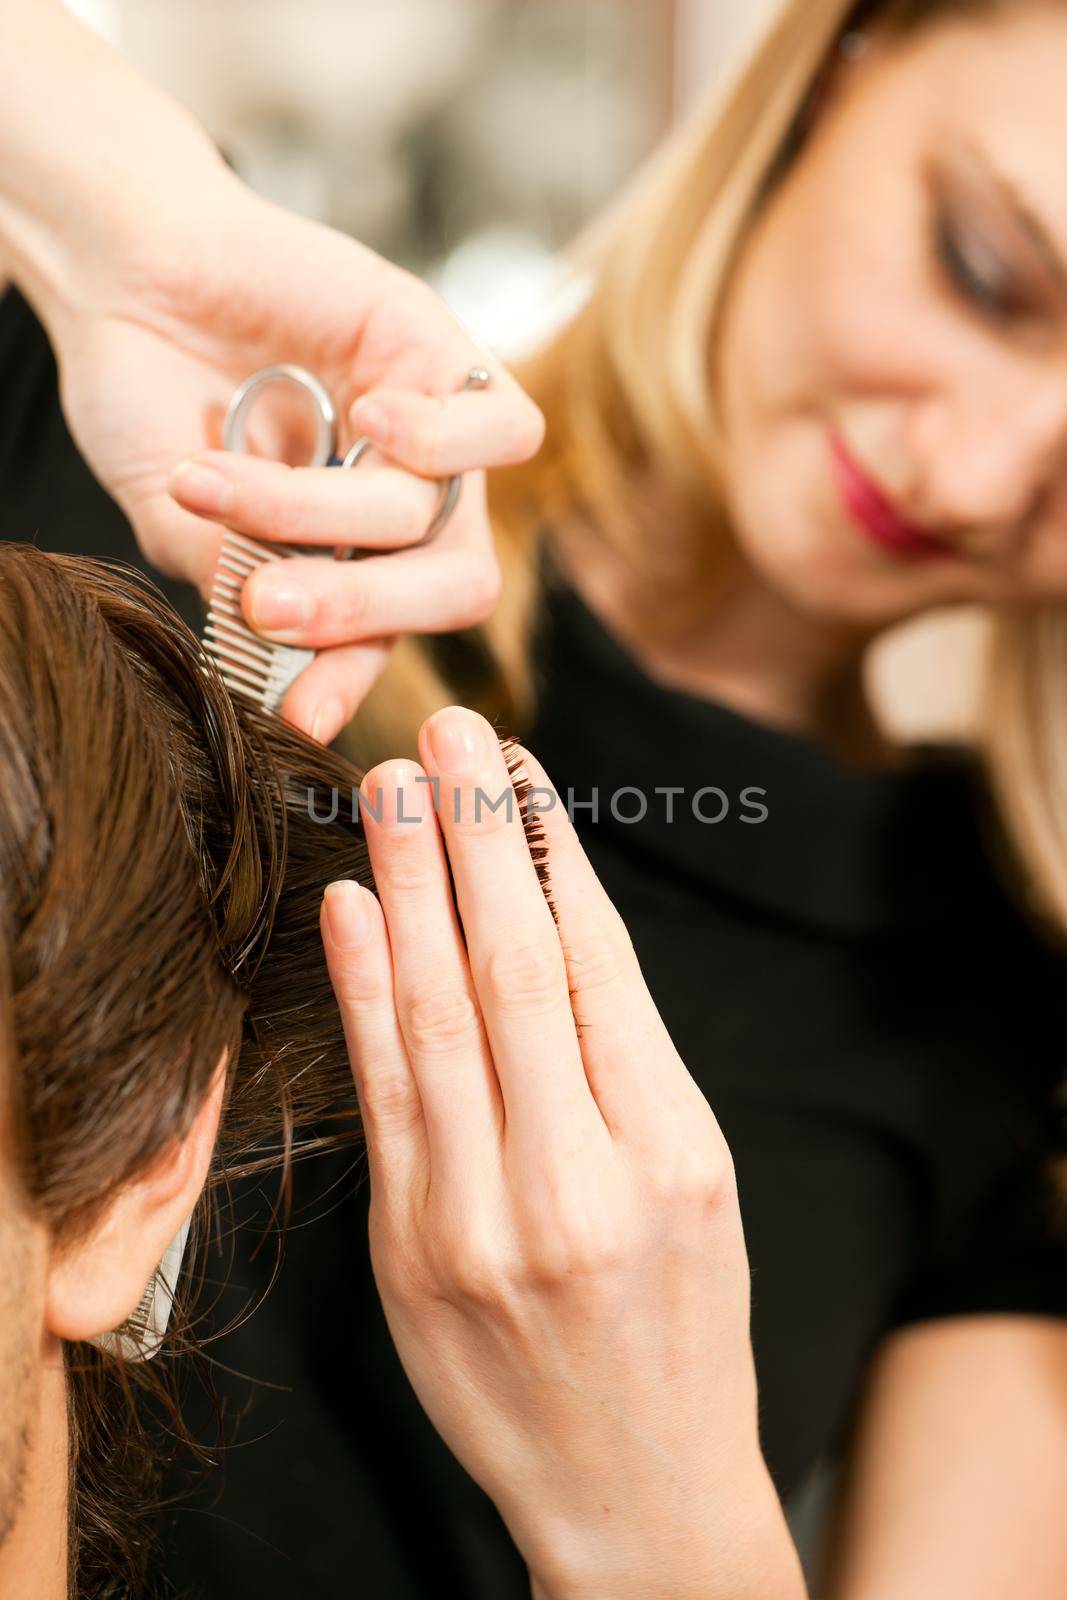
[[66, 0, 776, 356]]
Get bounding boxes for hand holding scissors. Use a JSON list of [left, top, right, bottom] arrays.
[[222, 360, 491, 554], [45, 152, 542, 745], [200, 362, 494, 718]]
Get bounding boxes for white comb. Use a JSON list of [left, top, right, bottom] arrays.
[[205, 530, 316, 712], [200, 365, 335, 713]]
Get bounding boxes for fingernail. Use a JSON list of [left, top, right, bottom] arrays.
[[169, 458, 234, 515], [350, 399, 391, 445], [323, 880, 372, 950], [310, 699, 345, 745], [426, 707, 489, 776], [361, 760, 429, 830], [249, 576, 315, 633]]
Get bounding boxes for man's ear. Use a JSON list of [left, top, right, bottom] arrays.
[[44, 1058, 227, 1343]]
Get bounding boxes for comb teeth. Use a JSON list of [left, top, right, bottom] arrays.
[[203, 532, 314, 712]]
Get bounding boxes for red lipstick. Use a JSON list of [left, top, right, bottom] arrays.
[[828, 431, 950, 560]]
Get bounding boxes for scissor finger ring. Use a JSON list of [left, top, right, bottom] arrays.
[[223, 363, 339, 465], [222, 363, 492, 557]]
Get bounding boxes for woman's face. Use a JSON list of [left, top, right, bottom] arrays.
[[716, 2, 1067, 631]]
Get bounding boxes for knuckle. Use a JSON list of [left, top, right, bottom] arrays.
[[483, 938, 564, 1011], [565, 927, 630, 998], [238, 473, 269, 529], [364, 757, 414, 793], [525, 1205, 625, 1285], [449, 1246, 503, 1304], [290, 479, 326, 542], [264, 471, 308, 537], [434, 1224, 512, 1305], [517, 399, 547, 456], [659, 1135, 735, 1210], [331, 959, 389, 1011], [374, 1232, 430, 1308], [377, 836, 439, 895], [453, 555, 502, 627], [363, 1069, 422, 1135], [446, 779, 516, 838], [413, 409, 447, 475], [403, 983, 482, 1056], [337, 575, 370, 633]]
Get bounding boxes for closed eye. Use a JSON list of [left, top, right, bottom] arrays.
[[934, 211, 1036, 326]]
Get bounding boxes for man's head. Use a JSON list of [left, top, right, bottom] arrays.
[[0, 544, 367, 1595]]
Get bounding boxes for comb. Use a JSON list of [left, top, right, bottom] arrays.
[[204, 531, 316, 712], [200, 365, 336, 713]]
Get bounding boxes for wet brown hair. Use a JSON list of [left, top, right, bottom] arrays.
[[0, 542, 371, 1596]]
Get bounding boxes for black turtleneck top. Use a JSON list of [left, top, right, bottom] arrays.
[[3, 285, 1066, 1600], [526, 570, 1067, 1497]]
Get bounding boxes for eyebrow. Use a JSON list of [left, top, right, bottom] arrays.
[[960, 136, 1067, 294]]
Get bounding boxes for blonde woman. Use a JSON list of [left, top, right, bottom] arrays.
[[321, 4, 1067, 1594], [225, 1, 1067, 1593]]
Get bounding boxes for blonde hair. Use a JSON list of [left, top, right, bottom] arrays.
[[348, 0, 1067, 928]]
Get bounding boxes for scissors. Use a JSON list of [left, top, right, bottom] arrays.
[[222, 361, 492, 556], [204, 361, 492, 712]]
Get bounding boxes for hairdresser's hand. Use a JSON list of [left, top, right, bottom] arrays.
[[60, 180, 539, 740], [0, 3, 541, 743], [320, 709, 805, 1600]]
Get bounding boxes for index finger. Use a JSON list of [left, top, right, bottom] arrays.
[[417, 707, 607, 1154], [170, 450, 440, 549], [350, 380, 545, 478]]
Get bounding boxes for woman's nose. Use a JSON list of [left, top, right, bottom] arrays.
[[918, 368, 1067, 534]]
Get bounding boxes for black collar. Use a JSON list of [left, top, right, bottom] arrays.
[[529, 574, 1010, 938]]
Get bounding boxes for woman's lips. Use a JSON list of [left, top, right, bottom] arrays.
[[828, 431, 951, 560]]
